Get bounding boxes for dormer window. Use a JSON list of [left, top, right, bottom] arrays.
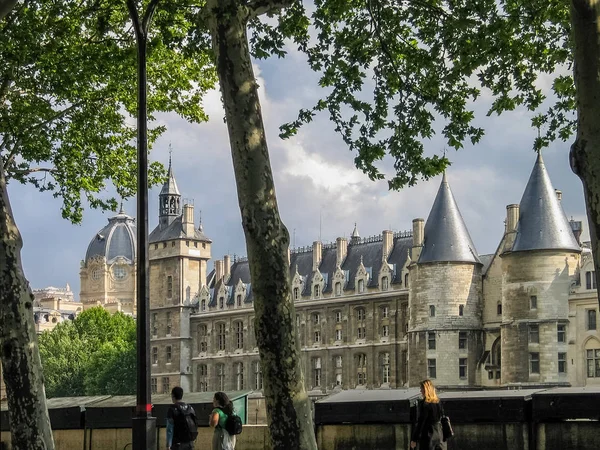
[[219, 296, 224, 309], [404, 273, 409, 287], [201, 299, 206, 311], [293, 287, 299, 300], [314, 285, 320, 298], [586, 271, 597, 290], [335, 282, 342, 296], [381, 277, 389, 291], [237, 295, 242, 307], [358, 279, 365, 293]]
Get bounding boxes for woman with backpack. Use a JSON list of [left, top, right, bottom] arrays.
[[410, 379, 447, 450], [210, 391, 236, 450]]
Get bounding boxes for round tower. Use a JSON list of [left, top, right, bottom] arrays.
[[408, 173, 483, 387], [501, 153, 581, 386]]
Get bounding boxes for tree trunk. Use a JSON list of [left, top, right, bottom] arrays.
[[0, 158, 55, 449], [570, 0, 600, 309], [205, 2, 317, 449]]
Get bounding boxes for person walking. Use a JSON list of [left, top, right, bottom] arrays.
[[166, 386, 198, 450], [410, 379, 447, 450], [209, 391, 236, 450]]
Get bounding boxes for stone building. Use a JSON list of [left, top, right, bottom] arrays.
[[79, 153, 599, 395], [32, 284, 82, 333]]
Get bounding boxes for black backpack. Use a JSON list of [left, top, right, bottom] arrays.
[[221, 409, 243, 436], [174, 403, 198, 442]]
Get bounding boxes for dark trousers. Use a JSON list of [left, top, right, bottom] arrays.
[[172, 443, 194, 450]]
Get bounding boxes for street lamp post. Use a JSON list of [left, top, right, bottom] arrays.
[[126, 1, 160, 449]]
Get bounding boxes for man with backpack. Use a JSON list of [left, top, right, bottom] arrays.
[[166, 386, 198, 450]]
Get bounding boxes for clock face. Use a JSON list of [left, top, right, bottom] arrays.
[[113, 265, 127, 281], [92, 268, 102, 280]]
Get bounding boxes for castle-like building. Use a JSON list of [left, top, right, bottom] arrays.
[[80, 153, 600, 396]]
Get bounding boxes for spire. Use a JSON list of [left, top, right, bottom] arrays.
[[351, 223, 360, 244], [418, 173, 481, 264], [511, 153, 580, 253], [158, 150, 181, 228]]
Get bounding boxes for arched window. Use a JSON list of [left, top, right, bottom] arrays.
[[429, 305, 436, 317], [358, 279, 365, 293], [459, 305, 464, 316], [497, 303, 502, 315]]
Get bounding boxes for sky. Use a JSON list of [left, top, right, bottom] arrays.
[[8, 43, 588, 300]]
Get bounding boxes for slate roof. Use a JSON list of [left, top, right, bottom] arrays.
[[159, 157, 180, 196], [512, 153, 580, 253], [149, 215, 211, 244], [418, 173, 481, 264], [85, 211, 137, 265], [479, 254, 494, 275]]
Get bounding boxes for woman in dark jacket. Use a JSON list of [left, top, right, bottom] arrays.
[[410, 379, 447, 450]]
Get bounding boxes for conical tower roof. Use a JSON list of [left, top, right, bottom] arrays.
[[160, 153, 180, 196], [419, 173, 481, 264], [512, 153, 580, 253]]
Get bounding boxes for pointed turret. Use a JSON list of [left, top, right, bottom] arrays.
[[351, 223, 361, 244], [419, 173, 481, 264], [158, 153, 181, 229], [511, 153, 580, 253]]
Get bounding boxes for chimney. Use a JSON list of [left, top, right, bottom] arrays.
[[382, 230, 394, 259], [336, 237, 348, 267], [555, 189, 562, 202], [570, 219, 583, 245], [506, 204, 519, 233], [223, 255, 231, 279], [412, 219, 424, 247], [183, 204, 195, 236], [312, 241, 322, 271], [215, 260, 224, 281]]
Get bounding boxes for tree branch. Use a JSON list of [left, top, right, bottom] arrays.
[[10, 167, 57, 177], [0, 0, 17, 21], [247, 0, 296, 18]]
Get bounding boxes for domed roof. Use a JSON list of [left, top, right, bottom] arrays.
[[85, 211, 137, 265]]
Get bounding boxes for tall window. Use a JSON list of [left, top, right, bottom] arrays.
[[358, 279, 365, 293], [459, 331, 467, 350], [217, 364, 225, 391], [152, 347, 158, 365], [429, 305, 436, 317], [166, 312, 172, 335], [382, 352, 390, 384], [588, 310, 597, 330], [312, 357, 322, 387], [558, 353, 567, 374], [586, 349, 600, 378], [335, 282, 342, 296], [428, 332, 436, 350], [586, 271, 597, 290], [293, 287, 299, 300], [530, 295, 537, 310], [237, 295, 242, 307], [529, 353, 540, 374], [557, 324, 566, 343], [356, 307, 366, 340], [162, 377, 170, 394], [357, 354, 367, 386], [497, 303, 502, 315], [335, 356, 343, 368], [152, 313, 158, 336], [218, 323, 226, 351], [335, 329, 342, 341], [382, 306, 389, 318], [381, 277, 389, 291], [314, 330, 321, 343], [166, 346, 172, 364], [235, 321, 244, 349], [529, 324, 539, 344], [459, 305, 464, 316], [427, 359, 436, 378], [336, 374, 342, 386], [335, 311, 342, 323], [151, 377, 157, 394], [167, 276, 173, 298], [314, 284, 320, 298], [357, 308, 366, 321], [198, 365, 208, 392], [313, 313, 320, 325], [459, 358, 467, 379], [254, 361, 263, 390], [219, 296, 224, 309], [236, 362, 244, 390], [201, 299, 206, 311], [382, 325, 389, 337], [404, 273, 409, 287]]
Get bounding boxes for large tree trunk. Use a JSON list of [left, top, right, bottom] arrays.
[[570, 0, 600, 309], [0, 159, 55, 449], [205, 2, 317, 449]]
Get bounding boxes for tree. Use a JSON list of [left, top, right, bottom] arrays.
[[0, 2, 214, 448], [189, 1, 597, 448], [38, 307, 136, 398]]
